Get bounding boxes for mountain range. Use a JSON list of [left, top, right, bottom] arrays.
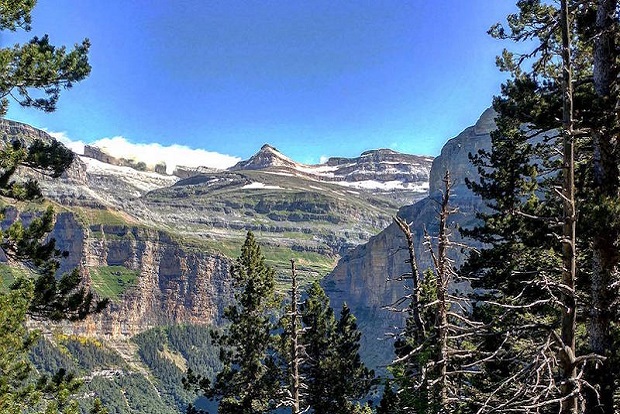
[[1, 118, 434, 337], [0, 108, 495, 412]]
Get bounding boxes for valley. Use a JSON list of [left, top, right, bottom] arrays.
[[1, 116, 444, 413]]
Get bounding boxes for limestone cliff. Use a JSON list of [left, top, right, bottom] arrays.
[[0, 117, 438, 343], [50, 216, 232, 338], [322, 108, 495, 368]]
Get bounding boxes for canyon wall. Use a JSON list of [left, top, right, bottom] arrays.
[[322, 108, 495, 368], [49, 216, 232, 338]]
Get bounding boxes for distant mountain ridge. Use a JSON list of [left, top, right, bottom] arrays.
[[79, 139, 434, 197], [231, 143, 432, 192], [0, 118, 434, 340], [322, 108, 496, 369]]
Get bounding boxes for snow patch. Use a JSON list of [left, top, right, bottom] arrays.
[[334, 180, 429, 191], [241, 182, 282, 190], [80, 156, 179, 192]]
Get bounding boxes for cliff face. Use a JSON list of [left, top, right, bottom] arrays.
[[322, 108, 495, 368], [0, 117, 439, 343], [325, 148, 432, 184], [1, 204, 231, 339], [50, 217, 232, 338], [429, 107, 495, 196]]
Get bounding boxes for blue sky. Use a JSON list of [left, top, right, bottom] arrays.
[[4, 1, 516, 167]]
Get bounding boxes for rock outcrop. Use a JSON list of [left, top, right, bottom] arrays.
[[429, 107, 495, 195], [0, 119, 88, 185], [1, 207, 233, 338], [322, 108, 495, 368], [230, 144, 298, 171], [172, 165, 221, 179], [84, 145, 120, 166], [84, 144, 167, 175], [325, 148, 432, 184], [0, 118, 55, 145], [75, 224, 232, 338]]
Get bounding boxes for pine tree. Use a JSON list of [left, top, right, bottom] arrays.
[[205, 231, 281, 414], [0, 0, 91, 115], [300, 281, 374, 414], [299, 281, 338, 413], [332, 304, 375, 414], [0, 0, 103, 323], [462, 1, 619, 412], [0, 2, 106, 412], [585, 1, 620, 410]]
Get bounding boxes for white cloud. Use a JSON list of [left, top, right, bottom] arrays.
[[48, 131, 86, 154], [319, 155, 329, 164], [47, 132, 241, 174]]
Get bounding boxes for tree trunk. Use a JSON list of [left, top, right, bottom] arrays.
[[290, 260, 301, 414], [394, 215, 424, 341], [559, 2, 578, 413], [435, 171, 452, 410]]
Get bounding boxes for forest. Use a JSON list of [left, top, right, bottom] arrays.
[[1, 0, 620, 413]]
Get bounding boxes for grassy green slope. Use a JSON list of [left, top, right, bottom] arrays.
[[89, 266, 140, 302]]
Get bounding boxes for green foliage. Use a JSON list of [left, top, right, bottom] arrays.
[[135, 325, 220, 413], [0, 1, 105, 412], [0, 262, 26, 289], [299, 282, 374, 414], [0, 279, 38, 413], [0, 279, 85, 414], [184, 232, 281, 413], [0, 106, 105, 322], [0, 3, 91, 115], [88, 266, 139, 302], [27, 268, 108, 321], [0, 0, 35, 31], [383, 271, 450, 413], [84, 374, 172, 414], [89, 399, 108, 414], [28, 325, 221, 414], [460, 1, 620, 411]]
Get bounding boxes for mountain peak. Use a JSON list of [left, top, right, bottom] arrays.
[[474, 107, 497, 135], [230, 143, 297, 171], [259, 143, 278, 152]]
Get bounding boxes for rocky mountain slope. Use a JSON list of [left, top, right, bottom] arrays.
[[231, 144, 431, 205], [0, 110, 493, 413], [322, 108, 495, 368], [1, 118, 433, 339]]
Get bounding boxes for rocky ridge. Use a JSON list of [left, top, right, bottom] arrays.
[[231, 144, 433, 204], [1, 118, 434, 339], [322, 108, 496, 368]]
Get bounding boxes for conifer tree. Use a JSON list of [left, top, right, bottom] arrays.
[[0, 0, 103, 322], [0, 2, 106, 413], [0, 0, 91, 115], [203, 231, 281, 414], [462, 1, 619, 412], [299, 281, 337, 413], [299, 281, 374, 414]]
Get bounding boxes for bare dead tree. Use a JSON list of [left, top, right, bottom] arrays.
[[559, 1, 578, 412], [385, 171, 482, 413], [289, 260, 302, 413], [393, 214, 424, 342], [279, 259, 308, 414]]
